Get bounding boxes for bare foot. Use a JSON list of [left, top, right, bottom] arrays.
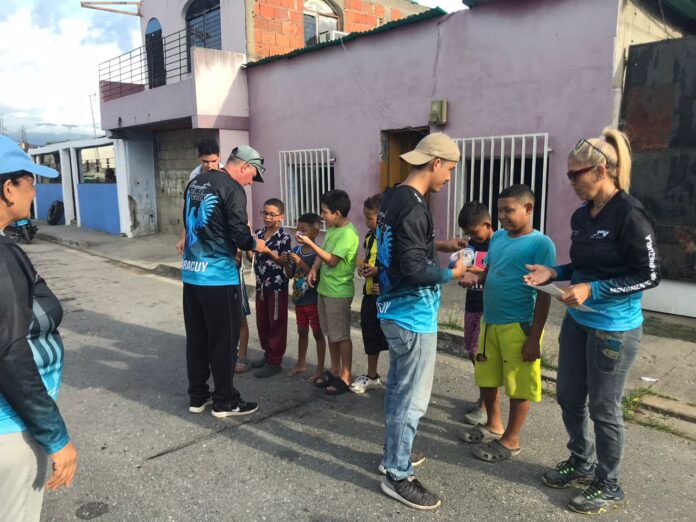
[[288, 366, 306, 377], [308, 372, 324, 385]]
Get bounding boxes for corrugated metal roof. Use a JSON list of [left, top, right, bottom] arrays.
[[461, 0, 494, 7], [663, 0, 696, 21], [245, 7, 446, 69]]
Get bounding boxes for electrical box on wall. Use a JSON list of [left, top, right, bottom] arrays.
[[429, 99, 448, 126]]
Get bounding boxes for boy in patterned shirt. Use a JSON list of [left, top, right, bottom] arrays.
[[251, 198, 292, 378]]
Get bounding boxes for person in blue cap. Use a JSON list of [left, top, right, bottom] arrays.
[[0, 136, 78, 521]]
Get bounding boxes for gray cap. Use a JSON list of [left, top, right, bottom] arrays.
[[228, 145, 265, 182]]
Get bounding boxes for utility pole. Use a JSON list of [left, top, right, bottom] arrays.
[[89, 94, 98, 138]]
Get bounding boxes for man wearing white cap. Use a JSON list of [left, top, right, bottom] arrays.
[[376, 133, 468, 510]]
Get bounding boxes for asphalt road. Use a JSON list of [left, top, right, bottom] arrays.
[[20, 241, 696, 522]]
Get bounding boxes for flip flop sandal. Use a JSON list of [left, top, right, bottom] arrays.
[[235, 358, 251, 374], [312, 370, 334, 388], [324, 377, 350, 396], [471, 440, 521, 463], [458, 425, 503, 444]]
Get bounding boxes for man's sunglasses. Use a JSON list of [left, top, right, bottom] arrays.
[[230, 147, 266, 173]]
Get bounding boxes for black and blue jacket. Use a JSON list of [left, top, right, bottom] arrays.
[[376, 185, 452, 333], [0, 233, 69, 454], [182, 169, 256, 286], [554, 190, 661, 331]]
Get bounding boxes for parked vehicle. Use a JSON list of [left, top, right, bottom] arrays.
[[7, 218, 38, 244]]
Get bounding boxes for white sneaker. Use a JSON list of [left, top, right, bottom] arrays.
[[350, 374, 382, 394]]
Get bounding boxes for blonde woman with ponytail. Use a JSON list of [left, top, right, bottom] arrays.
[[524, 128, 660, 516]]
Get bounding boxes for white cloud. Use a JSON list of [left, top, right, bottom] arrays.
[[0, 2, 140, 144]]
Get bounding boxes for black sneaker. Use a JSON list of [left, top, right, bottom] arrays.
[[188, 397, 212, 414], [380, 474, 442, 511], [542, 457, 595, 489], [568, 481, 626, 515], [211, 400, 259, 418]]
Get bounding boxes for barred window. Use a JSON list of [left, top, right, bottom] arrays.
[[279, 148, 335, 230], [447, 133, 551, 236]]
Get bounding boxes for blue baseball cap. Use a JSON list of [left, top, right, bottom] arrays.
[[0, 135, 59, 179]]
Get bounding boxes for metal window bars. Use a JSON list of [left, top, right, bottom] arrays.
[[99, 22, 222, 102], [446, 133, 551, 237], [279, 149, 334, 230]]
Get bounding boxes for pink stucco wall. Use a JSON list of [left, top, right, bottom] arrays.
[[247, 0, 620, 262]]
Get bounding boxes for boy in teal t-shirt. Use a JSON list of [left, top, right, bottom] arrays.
[[460, 184, 555, 463], [296, 189, 359, 395]]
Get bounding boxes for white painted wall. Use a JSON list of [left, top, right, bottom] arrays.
[[69, 148, 82, 227], [101, 78, 197, 131], [58, 148, 76, 224], [192, 48, 249, 121], [122, 131, 159, 236], [643, 279, 696, 318], [219, 0, 247, 54]]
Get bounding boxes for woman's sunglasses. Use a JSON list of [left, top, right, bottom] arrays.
[[566, 165, 596, 182]]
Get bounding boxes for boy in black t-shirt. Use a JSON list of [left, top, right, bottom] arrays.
[[351, 193, 389, 394], [455, 202, 494, 428]]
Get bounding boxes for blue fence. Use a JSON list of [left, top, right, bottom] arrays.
[[35, 184, 64, 224], [76, 184, 120, 234]]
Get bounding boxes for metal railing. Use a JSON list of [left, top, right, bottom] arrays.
[[99, 23, 222, 102], [279, 148, 335, 230], [446, 133, 551, 236]]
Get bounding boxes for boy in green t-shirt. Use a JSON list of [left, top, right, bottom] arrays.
[[297, 189, 359, 395]]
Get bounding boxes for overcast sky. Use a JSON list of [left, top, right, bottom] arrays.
[[0, 0, 464, 146]]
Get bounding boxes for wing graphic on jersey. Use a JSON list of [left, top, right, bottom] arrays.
[[186, 193, 219, 248]]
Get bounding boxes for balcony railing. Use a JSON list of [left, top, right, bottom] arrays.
[[99, 23, 222, 102]]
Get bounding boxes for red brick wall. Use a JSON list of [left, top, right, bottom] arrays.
[[251, 0, 424, 60]]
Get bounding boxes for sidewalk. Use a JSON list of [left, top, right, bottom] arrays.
[[33, 222, 696, 435]]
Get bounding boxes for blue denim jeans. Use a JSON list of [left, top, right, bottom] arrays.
[[557, 314, 642, 488], [380, 320, 438, 481]]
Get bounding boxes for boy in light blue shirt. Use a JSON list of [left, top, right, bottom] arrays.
[[460, 184, 555, 462]]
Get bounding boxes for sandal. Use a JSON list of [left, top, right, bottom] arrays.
[[324, 376, 350, 396], [471, 440, 521, 462], [235, 357, 251, 374], [458, 425, 502, 444], [312, 371, 334, 388]]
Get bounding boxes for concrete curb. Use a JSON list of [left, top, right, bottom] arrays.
[[639, 395, 696, 424]]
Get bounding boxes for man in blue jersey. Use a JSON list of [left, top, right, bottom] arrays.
[[376, 133, 468, 510], [182, 145, 266, 418]]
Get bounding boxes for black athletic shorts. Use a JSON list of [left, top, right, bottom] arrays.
[[360, 294, 389, 355]]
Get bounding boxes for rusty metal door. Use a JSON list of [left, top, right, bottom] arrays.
[[620, 36, 696, 281]]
